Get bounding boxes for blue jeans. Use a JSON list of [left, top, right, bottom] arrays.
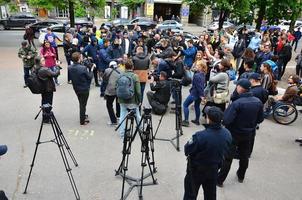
[[119, 104, 141, 138], [50, 66, 58, 84], [183, 94, 201, 121], [140, 82, 146, 103], [23, 66, 31, 85]]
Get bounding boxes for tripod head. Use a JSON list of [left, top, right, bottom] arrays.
[[35, 104, 53, 120], [115, 108, 137, 131]]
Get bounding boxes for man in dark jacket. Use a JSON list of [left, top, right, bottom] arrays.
[[133, 47, 150, 101], [184, 106, 232, 200], [217, 79, 264, 186], [147, 71, 171, 114], [278, 40, 292, 80], [292, 28, 301, 52], [99, 39, 117, 97], [107, 38, 123, 60], [249, 73, 269, 104], [0, 145, 8, 200], [151, 56, 172, 78], [68, 52, 93, 125]]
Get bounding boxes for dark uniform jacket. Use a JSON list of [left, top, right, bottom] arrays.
[[223, 92, 264, 135], [68, 63, 93, 93], [250, 85, 269, 104], [185, 123, 232, 167]]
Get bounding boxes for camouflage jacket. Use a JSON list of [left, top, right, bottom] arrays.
[[18, 46, 37, 68]]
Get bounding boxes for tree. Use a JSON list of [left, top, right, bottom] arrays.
[[28, 0, 105, 27], [183, 0, 252, 30], [121, 0, 145, 18]]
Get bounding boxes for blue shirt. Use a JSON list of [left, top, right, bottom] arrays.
[[44, 33, 60, 47]]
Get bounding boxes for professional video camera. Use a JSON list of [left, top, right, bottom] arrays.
[[148, 71, 159, 81]]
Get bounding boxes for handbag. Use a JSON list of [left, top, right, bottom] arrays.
[[213, 90, 230, 104]]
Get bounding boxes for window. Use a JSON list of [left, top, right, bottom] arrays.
[[52, 26, 65, 33]]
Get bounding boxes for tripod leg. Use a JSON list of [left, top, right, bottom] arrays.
[[153, 114, 164, 138], [50, 115, 80, 200], [139, 149, 147, 199], [148, 118, 156, 173], [24, 119, 44, 194], [52, 115, 79, 167]]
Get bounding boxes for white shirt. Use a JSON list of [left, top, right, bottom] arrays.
[[124, 39, 130, 55]]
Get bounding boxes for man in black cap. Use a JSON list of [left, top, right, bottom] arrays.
[[183, 106, 232, 200], [217, 79, 264, 186], [249, 73, 269, 104]]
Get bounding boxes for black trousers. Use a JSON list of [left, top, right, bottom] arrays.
[[218, 133, 250, 183], [41, 92, 53, 105], [0, 190, 8, 200], [292, 40, 299, 51], [76, 91, 89, 124], [184, 165, 218, 200], [296, 65, 302, 77], [105, 95, 120, 123]]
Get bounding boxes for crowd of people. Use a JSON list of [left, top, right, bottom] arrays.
[[17, 22, 302, 199]]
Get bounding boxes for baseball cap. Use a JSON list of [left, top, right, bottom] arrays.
[[0, 145, 7, 156], [237, 78, 251, 90], [109, 61, 118, 68], [204, 106, 224, 123], [249, 73, 261, 80]]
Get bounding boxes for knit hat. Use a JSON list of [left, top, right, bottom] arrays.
[[237, 78, 251, 90], [204, 106, 224, 123]]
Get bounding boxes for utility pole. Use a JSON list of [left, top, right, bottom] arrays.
[[69, 0, 75, 27]]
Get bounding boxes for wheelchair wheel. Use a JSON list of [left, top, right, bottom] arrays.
[[273, 104, 298, 125]]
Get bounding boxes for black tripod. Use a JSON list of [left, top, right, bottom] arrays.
[[115, 108, 157, 200], [23, 104, 80, 200], [154, 80, 183, 151]]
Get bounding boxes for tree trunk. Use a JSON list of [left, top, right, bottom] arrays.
[[255, 0, 266, 31], [69, 0, 75, 28], [111, 0, 115, 19], [218, 9, 228, 30]]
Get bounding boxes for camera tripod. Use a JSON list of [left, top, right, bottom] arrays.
[[23, 105, 80, 200], [115, 108, 157, 200], [154, 81, 183, 151]]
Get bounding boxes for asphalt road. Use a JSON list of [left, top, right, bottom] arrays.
[[0, 30, 302, 200]]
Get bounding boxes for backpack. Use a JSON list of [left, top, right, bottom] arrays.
[[27, 71, 44, 94], [116, 73, 135, 100]]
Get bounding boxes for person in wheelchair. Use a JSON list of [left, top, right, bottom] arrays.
[[147, 71, 171, 115], [265, 74, 300, 115]]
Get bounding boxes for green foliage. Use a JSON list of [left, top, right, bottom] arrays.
[[8, 2, 18, 13], [121, 0, 144, 9], [0, 0, 10, 5], [74, 1, 86, 17]]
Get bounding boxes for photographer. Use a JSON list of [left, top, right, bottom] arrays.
[[147, 71, 171, 115], [68, 52, 94, 125], [183, 106, 232, 200], [150, 55, 172, 78], [35, 56, 60, 122], [154, 39, 174, 59]]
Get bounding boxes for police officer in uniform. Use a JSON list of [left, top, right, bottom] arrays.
[[183, 106, 232, 200]]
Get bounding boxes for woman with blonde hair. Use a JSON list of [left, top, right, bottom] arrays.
[[182, 61, 207, 126]]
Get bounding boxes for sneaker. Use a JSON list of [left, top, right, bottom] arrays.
[[182, 120, 189, 127], [68, 81, 72, 84], [23, 85, 28, 88], [216, 182, 223, 188], [191, 120, 200, 125], [56, 82, 61, 86], [95, 83, 100, 87], [80, 121, 89, 126], [295, 138, 302, 143], [171, 101, 176, 104], [100, 94, 105, 98], [107, 121, 118, 126]]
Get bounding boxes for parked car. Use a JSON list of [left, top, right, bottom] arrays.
[[39, 24, 66, 46], [29, 20, 63, 38], [207, 21, 235, 32], [278, 20, 302, 31], [128, 17, 157, 30], [260, 25, 281, 32], [101, 18, 130, 30], [236, 24, 256, 33], [157, 20, 183, 30], [0, 12, 37, 30]]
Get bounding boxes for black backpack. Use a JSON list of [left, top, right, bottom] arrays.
[[27, 71, 44, 94], [150, 101, 167, 115]]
